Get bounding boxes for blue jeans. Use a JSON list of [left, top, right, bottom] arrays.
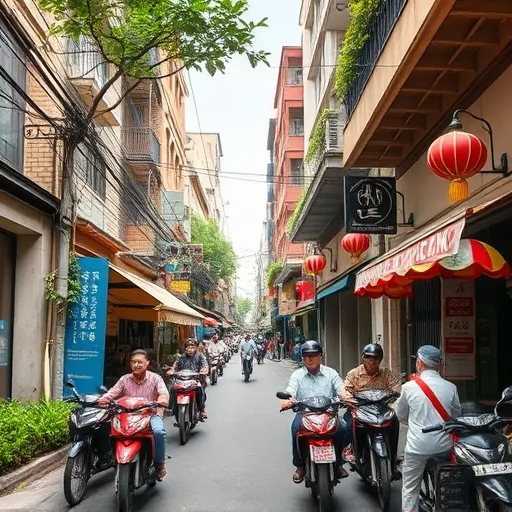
[[291, 413, 347, 468], [150, 415, 166, 464]]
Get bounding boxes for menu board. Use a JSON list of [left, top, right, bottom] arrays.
[[442, 280, 476, 380]]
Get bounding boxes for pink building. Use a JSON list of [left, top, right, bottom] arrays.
[[272, 47, 304, 263]]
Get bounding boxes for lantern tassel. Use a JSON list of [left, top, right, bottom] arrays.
[[352, 255, 361, 264], [448, 178, 469, 203]]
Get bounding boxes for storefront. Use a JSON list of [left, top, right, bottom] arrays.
[[354, 192, 512, 403]]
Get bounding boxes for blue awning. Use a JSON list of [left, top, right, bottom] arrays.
[[317, 275, 353, 301]]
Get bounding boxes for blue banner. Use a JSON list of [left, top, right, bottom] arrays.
[[63, 257, 109, 396]]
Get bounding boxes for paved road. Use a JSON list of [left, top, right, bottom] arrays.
[[0, 359, 402, 511]]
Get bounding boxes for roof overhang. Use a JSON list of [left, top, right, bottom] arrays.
[[275, 260, 303, 285], [290, 160, 369, 245]]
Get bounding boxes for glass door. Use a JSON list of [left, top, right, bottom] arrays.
[[0, 231, 15, 398]]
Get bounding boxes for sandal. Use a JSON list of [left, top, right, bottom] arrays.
[[293, 468, 305, 484], [155, 463, 167, 481]]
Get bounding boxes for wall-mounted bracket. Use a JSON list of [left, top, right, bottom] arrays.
[[396, 191, 414, 228]]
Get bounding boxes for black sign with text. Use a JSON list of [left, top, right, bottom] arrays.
[[344, 176, 397, 234]]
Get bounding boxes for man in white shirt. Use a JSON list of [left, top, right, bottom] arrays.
[[395, 345, 461, 512]]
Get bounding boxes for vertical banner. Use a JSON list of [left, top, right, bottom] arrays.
[[63, 257, 109, 395], [442, 279, 476, 380]]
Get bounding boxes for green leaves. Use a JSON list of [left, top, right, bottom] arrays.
[[305, 108, 336, 164], [0, 399, 75, 474], [286, 186, 308, 237], [190, 214, 237, 283], [39, 0, 270, 80], [234, 296, 252, 324], [266, 261, 283, 287], [333, 0, 381, 100]]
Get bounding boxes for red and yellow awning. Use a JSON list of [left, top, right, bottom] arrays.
[[355, 239, 509, 299]]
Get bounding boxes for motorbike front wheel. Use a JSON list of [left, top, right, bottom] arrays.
[[178, 405, 190, 445], [376, 456, 391, 512], [63, 449, 90, 505], [118, 463, 134, 512], [317, 464, 333, 512], [211, 370, 217, 385]]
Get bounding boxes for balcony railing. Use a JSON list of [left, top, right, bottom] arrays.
[[123, 127, 161, 164], [305, 108, 346, 177], [345, 0, 408, 120], [67, 37, 109, 88]]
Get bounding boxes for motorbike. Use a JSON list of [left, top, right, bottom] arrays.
[[160, 364, 175, 417], [63, 379, 113, 506], [110, 398, 159, 512], [420, 389, 512, 512], [347, 389, 400, 512], [242, 354, 252, 382], [278, 391, 344, 512], [256, 344, 265, 364], [210, 355, 220, 385], [218, 354, 225, 377], [173, 370, 203, 445]]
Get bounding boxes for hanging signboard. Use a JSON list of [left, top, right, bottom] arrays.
[[442, 279, 476, 380], [344, 176, 397, 234], [63, 257, 109, 395], [169, 280, 191, 293]]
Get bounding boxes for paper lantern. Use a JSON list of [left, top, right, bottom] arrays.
[[427, 130, 487, 203], [341, 233, 370, 264], [305, 254, 326, 275]]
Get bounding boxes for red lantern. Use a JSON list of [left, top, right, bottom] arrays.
[[427, 130, 487, 203], [342, 233, 370, 264], [305, 254, 326, 275]]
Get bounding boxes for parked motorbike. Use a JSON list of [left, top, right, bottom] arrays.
[[278, 391, 344, 512], [242, 354, 252, 382], [210, 356, 219, 385], [420, 389, 512, 512], [347, 389, 400, 512], [110, 398, 159, 512], [173, 370, 203, 445], [63, 379, 113, 506]]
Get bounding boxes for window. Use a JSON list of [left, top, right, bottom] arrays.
[[0, 22, 25, 172], [287, 58, 303, 85], [289, 108, 304, 136], [66, 36, 108, 88], [74, 143, 106, 197], [290, 159, 304, 185]]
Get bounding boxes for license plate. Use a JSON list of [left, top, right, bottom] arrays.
[[177, 395, 190, 404], [310, 445, 336, 464], [473, 462, 512, 477]]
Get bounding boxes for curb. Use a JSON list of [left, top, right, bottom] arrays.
[[0, 445, 69, 497]]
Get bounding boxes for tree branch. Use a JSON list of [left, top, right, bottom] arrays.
[[86, 67, 124, 122]]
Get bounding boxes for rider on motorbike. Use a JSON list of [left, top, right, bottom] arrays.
[[239, 333, 257, 375], [98, 349, 169, 480], [167, 338, 209, 420], [280, 340, 348, 483], [343, 342, 402, 477]]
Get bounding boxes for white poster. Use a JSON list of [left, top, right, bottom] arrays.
[[442, 280, 476, 380]]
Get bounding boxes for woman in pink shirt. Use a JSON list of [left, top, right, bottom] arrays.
[[99, 349, 169, 479]]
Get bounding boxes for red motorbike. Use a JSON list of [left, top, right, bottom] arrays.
[[110, 397, 159, 512], [278, 392, 344, 512], [173, 370, 203, 445]]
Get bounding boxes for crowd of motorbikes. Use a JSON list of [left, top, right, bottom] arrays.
[[62, 336, 242, 511], [277, 382, 512, 512]]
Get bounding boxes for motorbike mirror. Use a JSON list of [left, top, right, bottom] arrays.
[[65, 378, 76, 389], [276, 391, 292, 400], [98, 385, 108, 395], [502, 386, 512, 399]]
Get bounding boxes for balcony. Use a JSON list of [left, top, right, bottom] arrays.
[[342, 0, 512, 173], [66, 37, 121, 126], [123, 127, 161, 179]]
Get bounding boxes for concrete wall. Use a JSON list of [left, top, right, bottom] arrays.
[[0, 192, 53, 400]]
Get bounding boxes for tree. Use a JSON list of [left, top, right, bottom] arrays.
[[38, 0, 268, 397], [234, 296, 252, 325], [191, 214, 237, 283]]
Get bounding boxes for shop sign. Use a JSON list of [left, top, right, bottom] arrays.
[[344, 176, 397, 234], [169, 280, 191, 293], [442, 279, 476, 380], [355, 218, 465, 290], [279, 281, 296, 315], [63, 257, 109, 395]]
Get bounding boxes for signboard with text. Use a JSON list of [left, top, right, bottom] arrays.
[[344, 176, 397, 234], [63, 257, 109, 395], [442, 279, 476, 380], [169, 280, 191, 293]]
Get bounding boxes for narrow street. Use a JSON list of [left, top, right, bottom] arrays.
[[0, 359, 402, 511]]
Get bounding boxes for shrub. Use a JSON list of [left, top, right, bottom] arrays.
[[305, 109, 336, 164], [0, 399, 74, 475], [266, 261, 284, 288], [286, 187, 309, 236]]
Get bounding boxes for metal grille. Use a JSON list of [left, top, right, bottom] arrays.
[[410, 278, 441, 354]]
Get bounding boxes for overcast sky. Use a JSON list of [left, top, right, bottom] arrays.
[[185, 0, 302, 303]]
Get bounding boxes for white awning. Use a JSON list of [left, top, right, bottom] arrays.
[[108, 263, 204, 326]]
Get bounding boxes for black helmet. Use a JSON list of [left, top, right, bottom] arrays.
[[301, 340, 323, 356], [362, 342, 383, 361], [185, 338, 198, 347]]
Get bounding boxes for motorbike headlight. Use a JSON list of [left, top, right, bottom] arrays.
[[113, 417, 121, 431], [327, 417, 337, 431]]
